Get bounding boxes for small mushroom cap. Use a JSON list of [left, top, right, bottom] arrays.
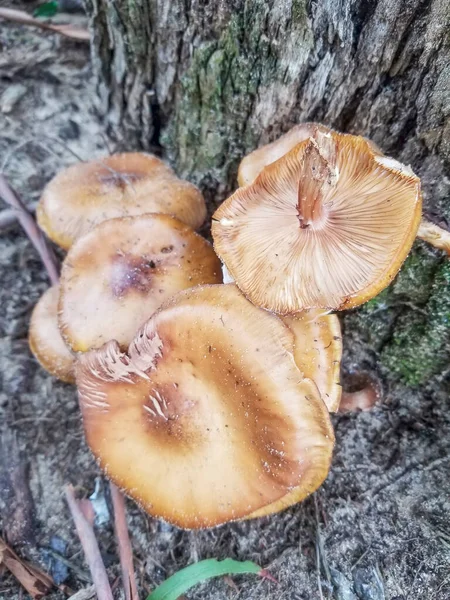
[[76, 284, 334, 529], [282, 310, 342, 412], [29, 285, 75, 383], [37, 153, 206, 249], [213, 129, 422, 313], [238, 123, 327, 187], [59, 214, 222, 352]]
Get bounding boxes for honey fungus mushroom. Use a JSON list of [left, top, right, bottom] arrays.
[[283, 310, 342, 412], [213, 128, 422, 314], [237, 123, 327, 187], [76, 284, 334, 529], [29, 285, 75, 383], [239, 123, 450, 259], [59, 214, 222, 352], [37, 153, 206, 249]]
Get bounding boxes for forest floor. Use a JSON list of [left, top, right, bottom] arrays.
[[0, 10, 449, 600]]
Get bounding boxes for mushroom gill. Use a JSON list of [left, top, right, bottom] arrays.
[[213, 129, 422, 313], [237, 123, 326, 187]]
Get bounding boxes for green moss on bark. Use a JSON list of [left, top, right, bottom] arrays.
[[381, 259, 450, 386], [345, 242, 450, 387], [161, 3, 312, 189]]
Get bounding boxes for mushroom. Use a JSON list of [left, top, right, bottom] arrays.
[[29, 285, 75, 383], [59, 214, 222, 352], [37, 153, 206, 249], [237, 123, 326, 187], [338, 370, 382, 413], [212, 128, 422, 314], [237, 123, 384, 188], [282, 310, 342, 412], [239, 123, 450, 259], [76, 284, 334, 529]]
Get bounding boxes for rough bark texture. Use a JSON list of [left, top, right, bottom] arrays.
[[86, 0, 450, 388], [79, 3, 450, 598]]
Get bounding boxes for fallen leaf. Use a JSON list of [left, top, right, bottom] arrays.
[[0, 537, 53, 599]]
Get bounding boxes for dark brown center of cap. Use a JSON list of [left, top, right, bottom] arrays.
[[99, 170, 144, 190], [110, 254, 160, 297]]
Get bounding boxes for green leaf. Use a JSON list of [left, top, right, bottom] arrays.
[[146, 558, 262, 600], [34, 1, 59, 18]]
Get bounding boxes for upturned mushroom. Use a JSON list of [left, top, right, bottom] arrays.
[[59, 214, 222, 352], [213, 128, 422, 314], [37, 153, 206, 249], [76, 284, 334, 529], [29, 285, 75, 383], [238, 123, 450, 257]]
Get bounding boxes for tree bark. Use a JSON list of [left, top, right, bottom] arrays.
[[85, 0, 450, 387]]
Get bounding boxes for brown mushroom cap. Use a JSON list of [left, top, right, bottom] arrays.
[[37, 153, 206, 249], [59, 214, 222, 353], [76, 284, 334, 529], [282, 310, 342, 412], [29, 285, 75, 383], [245, 309, 341, 519], [238, 123, 327, 187], [213, 129, 422, 313]]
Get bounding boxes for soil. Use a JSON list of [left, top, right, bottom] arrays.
[[0, 9, 449, 600]]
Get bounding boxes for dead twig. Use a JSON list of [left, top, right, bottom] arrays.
[[0, 201, 38, 231], [110, 483, 139, 600], [0, 174, 59, 285], [0, 537, 53, 599], [0, 430, 36, 547], [65, 485, 114, 600], [0, 8, 89, 42]]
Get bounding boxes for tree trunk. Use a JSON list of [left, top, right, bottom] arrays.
[[85, 0, 450, 388]]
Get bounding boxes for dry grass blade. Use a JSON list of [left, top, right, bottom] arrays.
[[0, 174, 59, 285], [0, 537, 53, 599], [0, 8, 89, 42], [65, 485, 114, 600], [110, 483, 139, 600]]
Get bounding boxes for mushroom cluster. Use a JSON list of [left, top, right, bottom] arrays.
[[29, 125, 437, 529]]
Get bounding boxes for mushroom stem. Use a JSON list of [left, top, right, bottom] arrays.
[[109, 483, 139, 600], [417, 218, 450, 255], [297, 179, 324, 228], [65, 485, 114, 600], [297, 134, 338, 229], [0, 174, 59, 285], [338, 388, 379, 413]]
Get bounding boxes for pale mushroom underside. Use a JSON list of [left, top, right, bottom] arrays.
[[213, 132, 422, 313]]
